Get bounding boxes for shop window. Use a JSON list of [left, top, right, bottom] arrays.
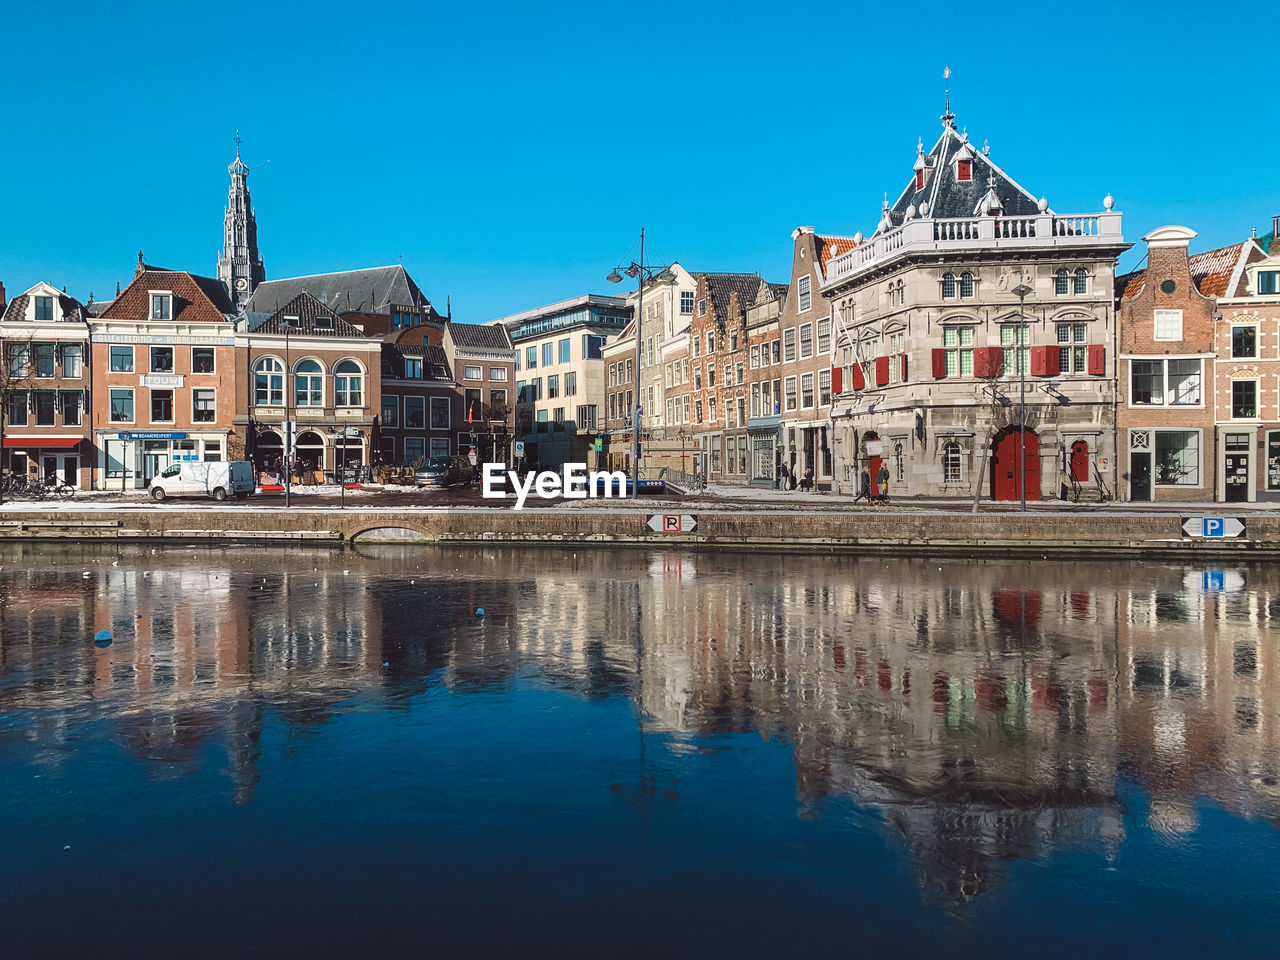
[[1154, 431, 1200, 486]]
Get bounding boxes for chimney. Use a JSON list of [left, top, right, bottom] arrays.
[[1272, 215, 1280, 255], [0, 280, 6, 313]]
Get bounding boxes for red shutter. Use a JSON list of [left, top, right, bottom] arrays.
[[875, 356, 890, 386], [852, 364, 865, 390], [831, 365, 842, 395], [973, 346, 995, 378], [932, 348, 947, 379], [1087, 344, 1105, 376], [1031, 345, 1059, 376], [900, 354, 909, 382]]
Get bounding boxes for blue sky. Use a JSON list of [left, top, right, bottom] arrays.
[[2, 0, 1275, 320]]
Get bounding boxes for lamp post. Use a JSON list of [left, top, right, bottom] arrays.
[[1012, 283, 1032, 513], [608, 228, 674, 500], [283, 315, 294, 509]]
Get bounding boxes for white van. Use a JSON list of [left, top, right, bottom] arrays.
[[149, 461, 255, 502]]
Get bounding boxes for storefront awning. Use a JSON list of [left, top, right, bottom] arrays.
[[3, 436, 84, 449]]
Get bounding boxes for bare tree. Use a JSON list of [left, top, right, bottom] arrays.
[[0, 337, 36, 504]]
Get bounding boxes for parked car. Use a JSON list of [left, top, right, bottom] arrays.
[[415, 456, 474, 488], [149, 461, 255, 501]]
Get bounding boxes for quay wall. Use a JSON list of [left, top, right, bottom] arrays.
[[1, 508, 1278, 560]]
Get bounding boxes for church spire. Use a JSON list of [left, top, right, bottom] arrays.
[[217, 131, 265, 308]]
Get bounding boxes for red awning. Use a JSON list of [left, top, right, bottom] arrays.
[[3, 436, 84, 449]]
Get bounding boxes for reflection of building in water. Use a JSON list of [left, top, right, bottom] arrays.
[[1116, 567, 1280, 831], [0, 547, 385, 802], [633, 556, 1131, 901]]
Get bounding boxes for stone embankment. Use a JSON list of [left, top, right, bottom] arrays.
[[1, 507, 1276, 560]]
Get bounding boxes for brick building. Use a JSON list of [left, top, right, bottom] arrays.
[[237, 291, 382, 477], [0, 282, 92, 487], [92, 259, 239, 489]]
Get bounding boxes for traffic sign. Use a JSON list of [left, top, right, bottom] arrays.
[[514, 441, 525, 456], [1181, 516, 1245, 538], [593, 438, 603, 452], [647, 513, 698, 534]]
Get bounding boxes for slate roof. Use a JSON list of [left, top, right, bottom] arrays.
[[883, 119, 1040, 233], [253, 291, 370, 337], [382, 342, 453, 382], [448, 322, 512, 352], [700, 272, 766, 319], [0, 286, 88, 324], [98, 269, 234, 322], [85, 299, 113, 317], [1117, 240, 1262, 302], [244, 265, 437, 317]]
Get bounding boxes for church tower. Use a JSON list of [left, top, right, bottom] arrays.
[[217, 136, 265, 308]]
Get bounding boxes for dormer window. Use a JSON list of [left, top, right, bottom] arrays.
[[1259, 271, 1279, 295], [315, 316, 334, 330], [34, 296, 54, 321], [150, 293, 172, 320], [957, 160, 972, 182]]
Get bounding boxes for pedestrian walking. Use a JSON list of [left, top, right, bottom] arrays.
[[853, 469, 871, 504]]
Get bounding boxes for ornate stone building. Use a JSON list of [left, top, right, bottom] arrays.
[[822, 105, 1128, 501]]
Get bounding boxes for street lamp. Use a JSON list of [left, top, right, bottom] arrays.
[[283, 314, 295, 509], [1012, 283, 1032, 513], [607, 228, 674, 500]]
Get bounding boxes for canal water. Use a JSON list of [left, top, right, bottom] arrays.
[[1, 544, 1277, 956]]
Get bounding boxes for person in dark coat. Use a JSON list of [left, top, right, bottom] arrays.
[[853, 469, 871, 504], [876, 464, 891, 503]]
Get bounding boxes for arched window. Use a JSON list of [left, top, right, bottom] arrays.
[[960, 271, 975, 298], [896, 279, 905, 305], [894, 442, 905, 482], [943, 441, 962, 483], [254, 357, 283, 406], [295, 359, 324, 406], [1073, 267, 1089, 295], [1055, 269, 1069, 296], [941, 272, 957, 299], [334, 360, 363, 407], [886, 282, 896, 307]]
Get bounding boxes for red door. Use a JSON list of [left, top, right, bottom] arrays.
[[991, 428, 1040, 501], [866, 432, 882, 496], [1070, 440, 1089, 482]]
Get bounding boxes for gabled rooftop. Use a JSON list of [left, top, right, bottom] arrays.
[[245, 264, 439, 319], [252, 291, 371, 337]]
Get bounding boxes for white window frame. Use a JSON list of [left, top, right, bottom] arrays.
[[799, 323, 813, 360], [1154, 309, 1183, 341], [489, 367, 508, 381], [463, 365, 483, 380], [429, 396, 451, 430], [150, 292, 173, 320], [191, 387, 216, 424], [798, 275, 812, 313], [1127, 356, 1204, 408], [783, 328, 797, 363], [1231, 323, 1259, 359], [1230, 378, 1260, 420], [784, 375, 798, 412], [800, 372, 814, 409]]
